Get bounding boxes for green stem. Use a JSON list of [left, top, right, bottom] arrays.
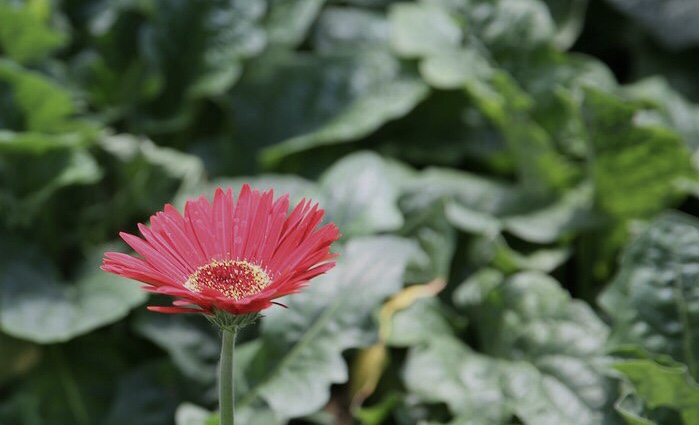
[[219, 329, 237, 425]]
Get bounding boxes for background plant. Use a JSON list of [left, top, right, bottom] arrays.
[[2, 0, 699, 424]]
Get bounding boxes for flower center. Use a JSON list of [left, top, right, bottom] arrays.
[[184, 260, 271, 300]]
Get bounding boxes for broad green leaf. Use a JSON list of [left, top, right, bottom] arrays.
[[101, 134, 205, 194], [403, 167, 529, 217], [419, 48, 493, 90], [542, 0, 589, 49], [132, 313, 219, 385], [260, 76, 428, 166], [88, 0, 265, 131], [144, 0, 265, 100], [0, 241, 146, 343], [477, 0, 555, 52], [401, 198, 457, 283], [99, 134, 206, 227], [0, 148, 101, 226], [237, 236, 419, 419], [384, 297, 455, 347], [624, 77, 699, 152], [466, 70, 578, 193], [605, 0, 699, 49], [388, 2, 462, 57], [0, 2, 66, 64], [599, 213, 699, 377], [313, 7, 388, 53], [445, 201, 502, 236], [450, 271, 612, 425], [318, 151, 403, 236], [615, 358, 699, 424], [503, 184, 599, 243], [583, 88, 693, 219], [228, 50, 427, 169], [404, 335, 510, 424], [104, 361, 186, 425], [266, 0, 325, 47]]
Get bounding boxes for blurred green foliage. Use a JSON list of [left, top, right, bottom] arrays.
[[3, 0, 699, 424]]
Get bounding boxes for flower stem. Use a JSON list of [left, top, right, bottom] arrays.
[[219, 328, 237, 425]]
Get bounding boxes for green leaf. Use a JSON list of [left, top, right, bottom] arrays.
[[468, 70, 579, 193], [401, 197, 457, 283], [615, 358, 699, 424], [1, 148, 102, 226], [419, 47, 493, 90], [0, 332, 133, 425], [605, 0, 699, 49], [144, 0, 266, 99], [599, 213, 699, 377], [0, 2, 66, 64], [583, 88, 693, 219], [615, 391, 658, 425], [542, 0, 589, 49], [265, 0, 325, 47], [132, 313, 219, 385], [624, 77, 699, 152], [98, 134, 205, 228], [237, 236, 419, 419], [318, 151, 404, 236], [260, 72, 428, 166], [104, 361, 185, 425], [0, 131, 86, 153], [449, 271, 612, 425], [388, 2, 462, 57], [403, 167, 529, 218], [228, 50, 427, 169], [0, 59, 79, 133], [503, 184, 599, 243], [469, 234, 571, 273], [403, 335, 510, 424], [385, 298, 455, 347], [313, 7, 389, 53], [477, 0, 555, 52], [0, 241, 147, 343]]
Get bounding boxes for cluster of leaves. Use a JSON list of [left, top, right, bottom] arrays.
[[3, 0, 699, 424]]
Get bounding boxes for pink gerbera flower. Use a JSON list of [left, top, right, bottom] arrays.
[[102, 184, 340, 316]]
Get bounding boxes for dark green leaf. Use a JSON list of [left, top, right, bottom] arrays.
[[0, 59, 79, 133], [600, 213, 699, 377], [265, 0, 325, 47], [0, 241, 146, 343], [606, 0, 699, 49]]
